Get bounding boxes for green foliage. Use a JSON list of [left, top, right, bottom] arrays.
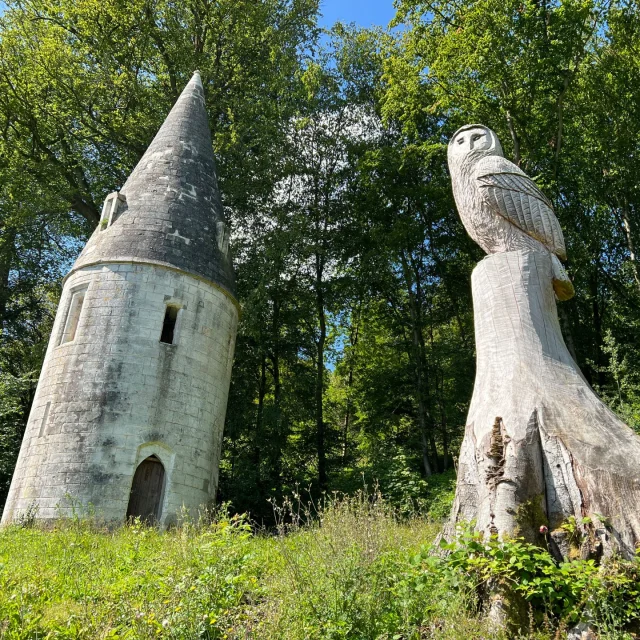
[[0, 496, 496, 640], [4, 500, 640, 638], [364, 456, 455, 519], [433, 527, 640, 635], [424, 469, 457, 521], [596, 331, 640, 433], [371, 453, 431, 514], [0, 372, 37, 506]]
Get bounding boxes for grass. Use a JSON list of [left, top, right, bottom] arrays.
[[1, 492, 638, 639], [0, 491, 501, 640]]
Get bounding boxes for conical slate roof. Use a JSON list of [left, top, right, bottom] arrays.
[[71, 71, 236, 297]]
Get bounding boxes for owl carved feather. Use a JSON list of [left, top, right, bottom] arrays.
[[475, 155, 567, 260], [447, 124, 574, 300]]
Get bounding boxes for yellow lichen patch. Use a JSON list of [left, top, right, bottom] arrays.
[[553, 278, 575, 301]]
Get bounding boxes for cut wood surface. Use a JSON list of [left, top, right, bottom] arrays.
[[449, 250, 640, 558]]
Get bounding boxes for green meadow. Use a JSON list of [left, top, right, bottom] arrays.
[[2, 491, 640, 639]]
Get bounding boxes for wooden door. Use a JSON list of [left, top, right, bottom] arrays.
[[126, 456, 165, 523]]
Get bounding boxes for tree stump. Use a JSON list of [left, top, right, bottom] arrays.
[[449, 249, 640, 559]]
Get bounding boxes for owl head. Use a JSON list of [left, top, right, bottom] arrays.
[[448, 124, 503, 170]]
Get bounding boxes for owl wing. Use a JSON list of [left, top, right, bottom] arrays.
[[475, 155, 566, 260]]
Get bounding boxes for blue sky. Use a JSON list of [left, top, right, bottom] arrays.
[[317, 0, 397, 28], [0, 1, 398, 29]]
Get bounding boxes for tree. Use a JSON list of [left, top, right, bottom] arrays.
[[0, 0, 321, 513], [386, 0, 640, 608]]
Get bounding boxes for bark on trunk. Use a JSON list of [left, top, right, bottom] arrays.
[[0, 227, 16, 328], [315, 261, 327, 489], [620, 200, 640, 292], [254, 355, 267, 487], [448, 250, 640, 559], [400, 251, 435, 476]]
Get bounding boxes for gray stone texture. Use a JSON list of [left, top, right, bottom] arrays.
[[1, 72, 238, 526], [72, 71, 235, 297], [2, 264, 237, 525]]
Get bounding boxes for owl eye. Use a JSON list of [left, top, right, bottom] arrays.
[[457, 137, 464, 145], [471, 133, 483, 142]]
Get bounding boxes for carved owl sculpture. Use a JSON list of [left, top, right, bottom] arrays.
[[448, 124, 574, 300]]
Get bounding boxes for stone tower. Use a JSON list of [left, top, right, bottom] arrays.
[[1, 72, 238, 526]]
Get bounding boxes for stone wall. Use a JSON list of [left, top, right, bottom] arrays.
[[1, 261, 238, 526]]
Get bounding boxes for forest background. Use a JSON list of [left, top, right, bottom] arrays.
[[0, 0, 639, 524]]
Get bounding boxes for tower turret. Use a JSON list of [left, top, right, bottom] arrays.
[[2, 72, 238, 526]]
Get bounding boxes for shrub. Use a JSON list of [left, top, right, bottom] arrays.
[[234, 490, 494, 639], [369, 453, 456, 520], [429, 526, 640, 636], [2, 497, 638, 639]]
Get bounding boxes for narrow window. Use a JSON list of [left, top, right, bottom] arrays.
[[59, 287, 87, 345], [99, 192, 126, 230], [216, 220, 230, 255], [227, 335, 235, 368], [39, 401, 51, 437], [99, 197, 111, 230], [160, 306, 180, 344]]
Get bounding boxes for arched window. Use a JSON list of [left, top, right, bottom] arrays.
[[126, 455, 165, 523]]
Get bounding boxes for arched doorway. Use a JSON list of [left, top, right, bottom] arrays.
[[126, 455, 165, 523]]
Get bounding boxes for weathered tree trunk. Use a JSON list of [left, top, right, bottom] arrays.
[[449, 250, 640, 559]]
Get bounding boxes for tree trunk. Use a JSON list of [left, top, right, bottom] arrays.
[[437, 372, 449, 472], [400, 251, 435, 476], [448, 250, 640, 559], [254, 355, 267, 489], [271, 298, 284, 497], [589, 266, 607, 389], [271, 349, 283, 497], [342, 362, 354, 464], [0, 227, 16, 329], [315, 258, 327, 489], [620, 199, 640, 293]]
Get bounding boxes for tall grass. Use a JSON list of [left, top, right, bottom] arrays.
[[1, 491, 610, 639], [235, 490, 499, 639]]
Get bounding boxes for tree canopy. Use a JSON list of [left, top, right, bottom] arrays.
[[1, 0, 639, 520]]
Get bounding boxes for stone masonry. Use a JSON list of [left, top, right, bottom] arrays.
[[1, 72, 238, 526]]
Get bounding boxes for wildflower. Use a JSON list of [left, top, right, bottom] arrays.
[[162, 619, 169, 628], [539, 525, 549, 534]]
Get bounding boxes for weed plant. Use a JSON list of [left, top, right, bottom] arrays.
[[0, 492, 639, 639]]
